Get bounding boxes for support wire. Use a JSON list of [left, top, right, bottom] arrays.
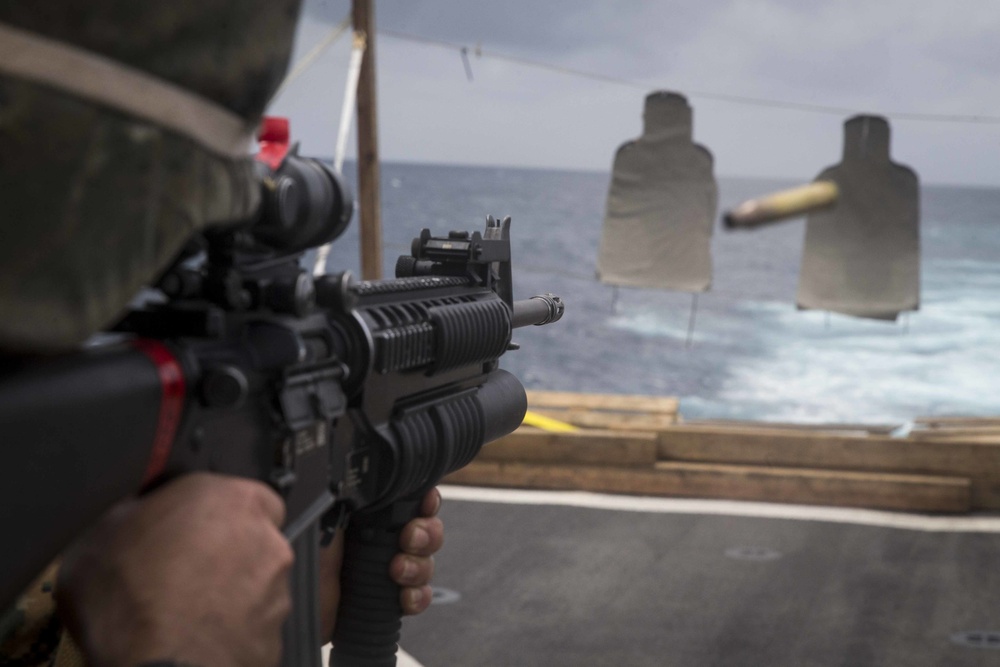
[[271, 15, 352, 102]]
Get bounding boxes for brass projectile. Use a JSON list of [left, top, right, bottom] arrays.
[[724, 181, 839, 230]]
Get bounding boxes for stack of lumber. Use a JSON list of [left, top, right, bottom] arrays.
[[444, 392, 1000, 514]]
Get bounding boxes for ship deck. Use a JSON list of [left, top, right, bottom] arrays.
[[391, 391, 1000, 665], [399, 486, 1000, 666]]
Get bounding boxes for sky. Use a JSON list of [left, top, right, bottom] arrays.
[[269, 0, 1000, 187]]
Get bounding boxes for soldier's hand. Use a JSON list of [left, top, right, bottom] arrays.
[[57, 473, 293, 667], [392, 487, 445, 616], [320, 487, 445, 637]]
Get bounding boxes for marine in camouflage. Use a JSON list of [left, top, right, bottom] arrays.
[[0, 1, 303, 351]]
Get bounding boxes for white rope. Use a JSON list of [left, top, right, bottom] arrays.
[[314, 31, 367, 277], [335, 32, 367, 174]]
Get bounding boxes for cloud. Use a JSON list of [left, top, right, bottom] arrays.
[[302, 0, 719, 72], [285, 0, 1000, 184], [300, 0, 1000, 109]]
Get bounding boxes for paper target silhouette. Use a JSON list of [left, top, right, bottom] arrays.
[[597, 92, 718, 292], [797, 115, 920, 320]]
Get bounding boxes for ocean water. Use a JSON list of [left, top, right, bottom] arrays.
[[319, 162, 1000, 425]]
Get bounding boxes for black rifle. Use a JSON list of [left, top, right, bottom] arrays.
[[0, 147, 563, 666]]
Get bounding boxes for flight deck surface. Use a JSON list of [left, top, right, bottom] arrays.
[[399, 487, 1000, 667]]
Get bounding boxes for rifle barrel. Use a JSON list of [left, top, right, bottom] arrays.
[[512, 294, 565, 328]]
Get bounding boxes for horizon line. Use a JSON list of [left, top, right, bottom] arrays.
[[325, 156, 999, 190]]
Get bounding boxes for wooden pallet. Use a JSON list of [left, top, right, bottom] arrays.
[[445, 393, 1000, 514]]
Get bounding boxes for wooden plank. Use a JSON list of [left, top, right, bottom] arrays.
[[683, 419, 901, 436], [655, 426, 1000, 509], [653, 462, 969, 513], [479, 428, 657, 466], [527, 390, 679, 415], [655, 426, 1000, 474], [530, 408, 677, 431], [908, 427, 1000, 441], [660, 423, 889, 440], [914, 416, 1000, 428], [444, 461, 971, 514], [908, 435, 1000, 444]]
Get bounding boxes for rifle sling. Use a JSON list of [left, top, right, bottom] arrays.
[[0, 22, 255, 158]]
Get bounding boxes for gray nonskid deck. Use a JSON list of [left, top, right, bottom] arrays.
[[399, 492, 1000, 666]]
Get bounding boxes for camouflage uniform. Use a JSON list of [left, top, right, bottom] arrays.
[[0, 1, 302, 352]]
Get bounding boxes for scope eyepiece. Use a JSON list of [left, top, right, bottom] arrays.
[[254, 156, 354, 254]]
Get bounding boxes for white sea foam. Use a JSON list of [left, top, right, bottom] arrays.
[[608, 311, 721, 344], [699, 261, 1000, 423]]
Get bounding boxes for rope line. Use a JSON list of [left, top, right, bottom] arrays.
[[378, 29, 1000, 125], [272, 14, 352, 101]]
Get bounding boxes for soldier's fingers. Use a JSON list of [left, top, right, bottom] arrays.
[[390, 553, 435, 587], [401, 585, 433, 616], [420, 487, 442, 517], [399, 517, 444, 557]]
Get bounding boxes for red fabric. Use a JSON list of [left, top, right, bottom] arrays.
[[256, 116, 291, 170]]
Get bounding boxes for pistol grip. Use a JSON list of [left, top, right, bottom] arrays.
[[329, 497, 421, 667]]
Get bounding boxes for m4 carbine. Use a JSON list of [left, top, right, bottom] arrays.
[[0, 125, 563, 667]]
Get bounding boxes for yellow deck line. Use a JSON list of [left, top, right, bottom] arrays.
[[521, 410, 579, 432]]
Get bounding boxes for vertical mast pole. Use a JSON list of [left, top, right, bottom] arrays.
[[352, 0, 383, 279]]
